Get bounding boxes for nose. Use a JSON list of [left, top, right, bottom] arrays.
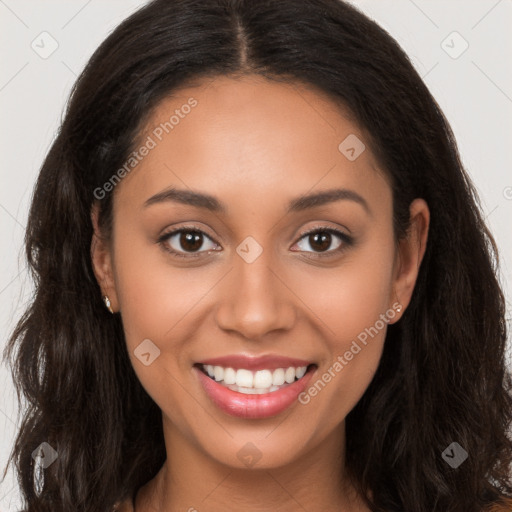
[[214, 249, 296, 340]]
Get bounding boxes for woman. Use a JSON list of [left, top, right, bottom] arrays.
[[3, 0, 512, 511]]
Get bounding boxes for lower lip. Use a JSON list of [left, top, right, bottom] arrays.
[[194, 365, 316, 419]]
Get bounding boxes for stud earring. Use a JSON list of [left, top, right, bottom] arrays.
[[103, 295, 114, 314], [396, 304, 402, 313]]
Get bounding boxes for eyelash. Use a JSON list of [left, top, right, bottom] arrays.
[[157, 224, 353, 260]]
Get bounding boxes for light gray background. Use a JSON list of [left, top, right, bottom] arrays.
[[1, 0, 511, 508]]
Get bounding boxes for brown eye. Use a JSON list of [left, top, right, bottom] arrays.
[[296, 229, 342, 253], [307, 232, 334, 252], [178, 231, 203, 252], [292, 227, 353, 257], [160, 228, 220, 257]]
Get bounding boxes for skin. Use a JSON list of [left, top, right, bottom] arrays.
[[91, 74, 429, 512]]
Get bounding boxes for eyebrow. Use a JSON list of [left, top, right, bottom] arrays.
[[144, 186, 370, 215]]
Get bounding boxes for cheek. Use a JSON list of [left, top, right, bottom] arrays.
[[293, 235, 395, 419], [111, 234, 212, 425], [294, 238, 396, 345], [112, 224, 214, 347]]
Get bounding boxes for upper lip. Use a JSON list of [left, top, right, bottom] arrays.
[[195, 354, 315, 371]]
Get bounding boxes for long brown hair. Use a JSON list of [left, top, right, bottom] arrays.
[[3, 1, 512, 510]]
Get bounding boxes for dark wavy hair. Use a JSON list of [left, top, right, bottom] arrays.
[[3, 0, 512, 511]]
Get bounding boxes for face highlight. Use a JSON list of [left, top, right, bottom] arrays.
[[91, 74, 428, 506]]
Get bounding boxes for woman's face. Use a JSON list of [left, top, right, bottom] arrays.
[[92, 74, 428, 470]]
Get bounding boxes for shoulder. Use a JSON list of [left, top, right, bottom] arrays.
[[483, 497, 512, 511]]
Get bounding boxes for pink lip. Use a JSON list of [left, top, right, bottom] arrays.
[[196, 354, 314, 371], [194, 365, 316, 419]]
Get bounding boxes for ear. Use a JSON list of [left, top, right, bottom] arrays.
[[389, 198, 430, 322], [91, 203, 119, 313]]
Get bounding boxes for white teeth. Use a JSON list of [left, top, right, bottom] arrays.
[[223, 367, 237, 385], [226, 384, 283, 394], [235, 369, 253, 388], [272, 368, 285, 386], [284, 367, 296, 383], [296, 366, 307, 379], [213, 366, 224, 381], [253, 369, 273, 388], [200, 363, 311, 391]]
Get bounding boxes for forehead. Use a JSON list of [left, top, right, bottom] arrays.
[[114, 74, 390, 213]]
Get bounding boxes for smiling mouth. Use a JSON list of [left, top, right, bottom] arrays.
[[194, 363, 317, 395]]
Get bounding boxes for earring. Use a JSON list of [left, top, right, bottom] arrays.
[[396, 305, 402, 312], [103, 295, 114, 314]]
